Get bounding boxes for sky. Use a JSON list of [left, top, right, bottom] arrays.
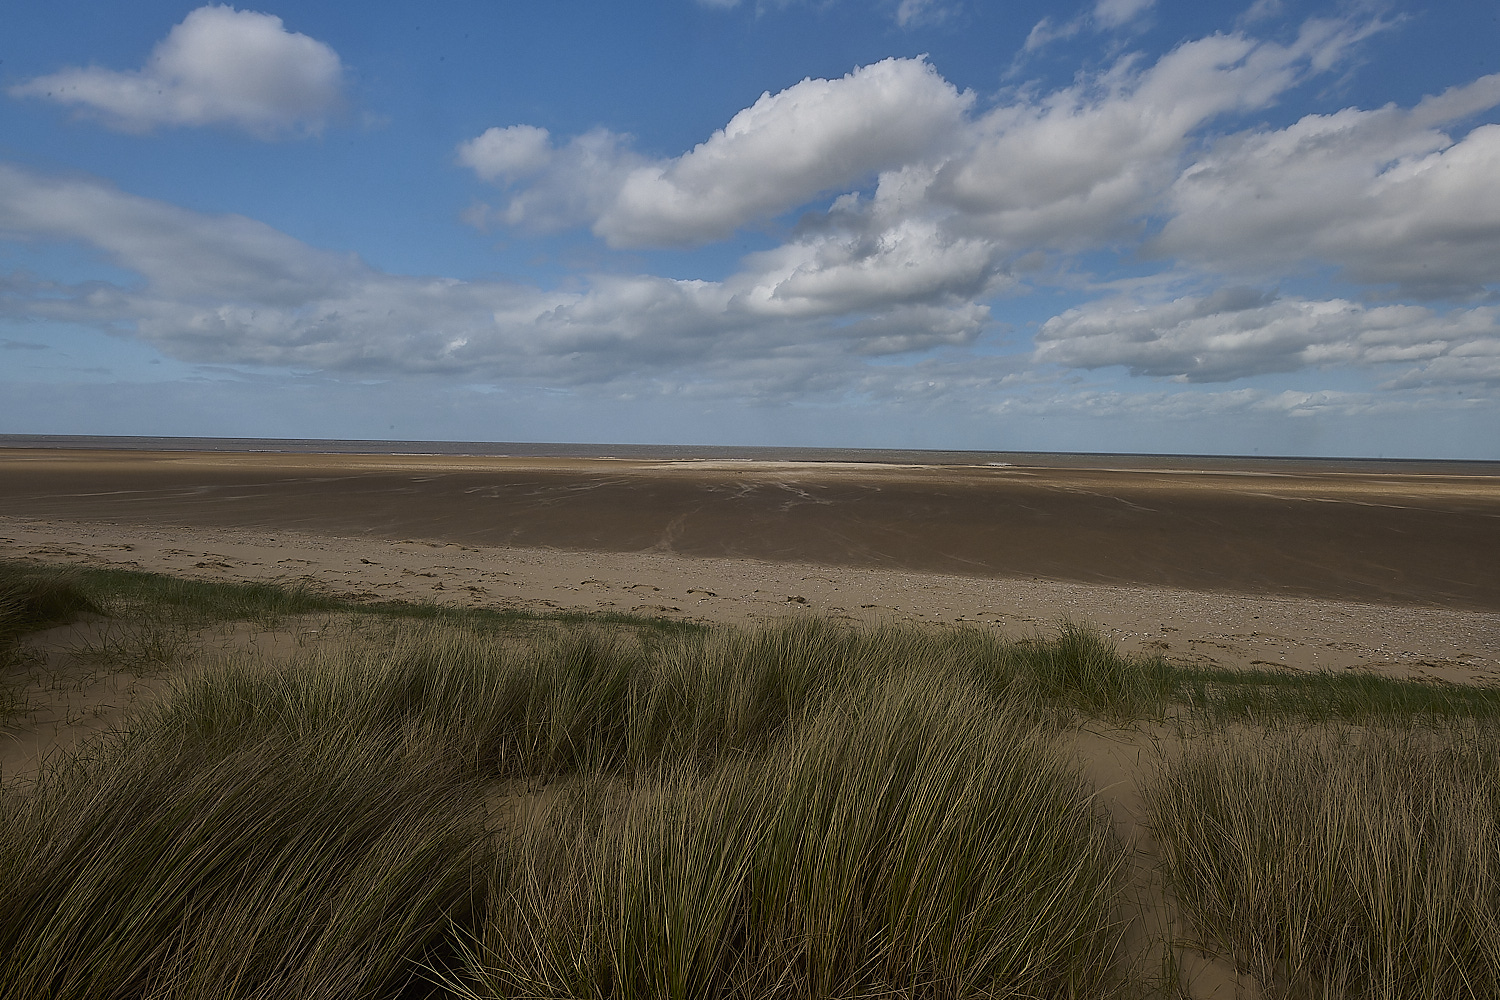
[[2, 1, 1499, 458]]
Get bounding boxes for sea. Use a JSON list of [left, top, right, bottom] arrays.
[[2, 435, 1497, 476]]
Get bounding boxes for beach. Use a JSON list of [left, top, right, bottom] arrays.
[[2, 446, 1496, 681], [6, 444, 1500, 999]]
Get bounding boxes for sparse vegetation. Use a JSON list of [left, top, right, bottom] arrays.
[[3, 562, 1499, 999]]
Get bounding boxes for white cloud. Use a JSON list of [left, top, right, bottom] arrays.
[[469, 16, 1383, 261], [455, 125, 554, 182], [0, 163, 991, 386], [936, 19, 1384, 248], [9, 5, 343, 137], [894, 0, 958, 28], [1024, 0, 1154, 52], [464, 57, 972, 247], [467, 128, 645, 233], [10, 9, 1500, 442], [1153, 74, 1500, 297], [730, 217, 1003, 318], [1034, 289, 1500, 383], [1092, 0, 1155, 30]]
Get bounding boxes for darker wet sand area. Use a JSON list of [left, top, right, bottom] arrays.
[[1, 448, 1497, 611]]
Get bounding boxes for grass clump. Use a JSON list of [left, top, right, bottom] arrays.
[[0, 563, 99, 643], [1004, 621, 1177, 720], [0, 729, 485, 1000], [1147, 726, 1500, 999], [0, 563, 102, 722], [461, 673, 1130, 1000]]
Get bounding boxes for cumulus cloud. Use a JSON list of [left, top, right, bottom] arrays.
[[11, 8, 1500, 437], [464, 128, 645, 233], [462, 58, 972, 246], [456, 125, 554, 182], [9, 5, 344, 137], [1152, 74, 1500, 297], [1034, 289, 1500, 383], [729, 217, 1003, 318], [935, 18, 1386, 248], [466, 16, 1383, 260]]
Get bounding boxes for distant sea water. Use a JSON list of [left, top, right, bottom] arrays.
[[2, 434, 1497, 476]]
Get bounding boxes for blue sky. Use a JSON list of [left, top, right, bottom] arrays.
[[3, 0, 1498, 457]]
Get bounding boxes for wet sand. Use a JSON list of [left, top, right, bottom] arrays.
[[1, 448, 1497, 610]]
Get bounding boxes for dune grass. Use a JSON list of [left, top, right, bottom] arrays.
[[138, 615, 1176, 788], [459, 672, 1127, 1000], [0, 562, 100, 643], [1, 611, 1145, 999], [1171, 662, 1500, 724], [1147, 725, 1500, 999], [0, 728, 485, 1000], [0, 557, 706, 634], [0, 562, 104, 722], [6, 564, 1500, 998]]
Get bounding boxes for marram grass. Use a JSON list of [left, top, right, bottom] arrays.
[[2, 614, 1146, 999], [1147, 725, 1500, 999], [455, 671, 1129, 1000], [0, 730, 484, 1000], [8, 563, 1500, 999]]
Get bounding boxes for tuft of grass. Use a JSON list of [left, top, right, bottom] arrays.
[[1146, 725, 1500, 999], [0, 563, 100, 643], [0, 563, 103, 724], [458, 672, 1131, 1000], [0, 728, 486, 1000], [1002, 621, 1178, 720]]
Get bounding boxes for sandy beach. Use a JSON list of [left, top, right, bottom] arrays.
[[5, 446, 1500, 999], [1, 447, 1496, 681]]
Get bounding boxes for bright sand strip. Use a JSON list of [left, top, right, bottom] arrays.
[[2, 514, 1496, 684]]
